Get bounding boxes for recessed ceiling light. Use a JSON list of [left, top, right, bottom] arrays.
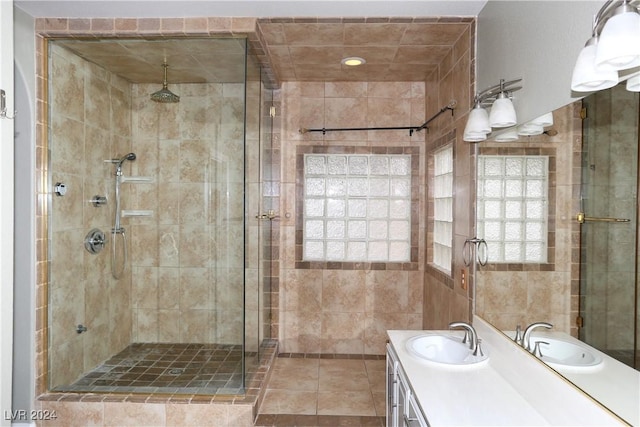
[[341, 56, 366, 67]]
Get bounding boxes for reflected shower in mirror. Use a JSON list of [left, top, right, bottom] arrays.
[[474, 86, 640, 425]]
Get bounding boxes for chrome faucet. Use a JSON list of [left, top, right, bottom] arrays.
[[449, 321, 477, 352], [513, 324, 523, 346], [522, 321, 553, 351]]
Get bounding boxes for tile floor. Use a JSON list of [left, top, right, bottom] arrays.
[[255, 356, 386, 426], [56, 343, 258, 395]]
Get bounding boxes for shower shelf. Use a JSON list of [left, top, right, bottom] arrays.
[[121, 210, 153, 218], [121, 176, 153, 184]]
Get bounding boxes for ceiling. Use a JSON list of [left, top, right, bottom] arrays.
[[15, 1, 487, 19], [53, 18, 473, 85], [28, 0, 480, 85], [54, 38, 248, 84], [257, 19, 472, 82]]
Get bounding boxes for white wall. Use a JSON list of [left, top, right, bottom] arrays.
[[477, 1, 603, 123], [14, 0, 487, 18], [0, 2, 14, 426], [12, 5, 36, 416]]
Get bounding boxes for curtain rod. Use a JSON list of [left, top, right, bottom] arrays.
[[299, 100, 457, 136]]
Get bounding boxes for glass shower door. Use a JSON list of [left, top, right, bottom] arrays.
[[579, 84, 639, 369]]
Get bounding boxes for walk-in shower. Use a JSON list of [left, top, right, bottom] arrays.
[[46, 37, 274, 395]]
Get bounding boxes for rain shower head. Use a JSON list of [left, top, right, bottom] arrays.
[[150, 61, 180, 103]]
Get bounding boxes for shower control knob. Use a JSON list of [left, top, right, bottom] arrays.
[[54, 182, 67, 196]]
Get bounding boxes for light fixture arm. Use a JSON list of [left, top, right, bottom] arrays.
[[473, 78, 522, 107], [592, 0, 617, 36]]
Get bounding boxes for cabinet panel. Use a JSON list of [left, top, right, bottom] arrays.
[[386, 343, 429, 427], [386, 344, 398, 427]]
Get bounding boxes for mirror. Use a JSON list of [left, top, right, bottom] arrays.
[[474, 85, 640, 425], [473, 2, 640, 423]]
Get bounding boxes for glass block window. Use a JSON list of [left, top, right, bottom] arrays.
[[477, 155, 549, 263], [303, 154, 412, 262], [433, 146, 453, 273]]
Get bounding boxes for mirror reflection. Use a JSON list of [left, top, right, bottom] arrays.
[[475, 83, 640, 424], [579, 84, 639, 369], [477, 84, 639, 372]]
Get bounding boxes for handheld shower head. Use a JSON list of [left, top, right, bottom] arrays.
[[114, 152, 136, 169], [121, 153, 136, 162]]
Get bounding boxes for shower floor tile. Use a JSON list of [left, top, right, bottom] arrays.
[[55, 343, 261, 395]]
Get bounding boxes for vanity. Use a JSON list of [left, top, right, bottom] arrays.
[[386, 317, 638, 426]]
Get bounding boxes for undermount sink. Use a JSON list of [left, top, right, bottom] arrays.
[[406, 334, 490, 367], [529, 336, 603, 370]]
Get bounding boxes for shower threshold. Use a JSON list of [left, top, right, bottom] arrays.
[[53, 343, 260, 395]]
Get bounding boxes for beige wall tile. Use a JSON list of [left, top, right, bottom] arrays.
[[165, 403, 230, 427], [104, 402, 165, 427], [40, 401, 104, 427], [279, 80, 425, 354]]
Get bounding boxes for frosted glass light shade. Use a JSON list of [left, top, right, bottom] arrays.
[[531, 112, 554, 127], [465, 106, 491, 133], [463, 130, 487, 142], [489, 96, 517, 128], [494, 128, 519, 142], [571, 41, 619, 92], [517, 123, 544, 136], [463, 105, 490, 142], [595, 5, 640, 71], [627, 73, 640, 91]]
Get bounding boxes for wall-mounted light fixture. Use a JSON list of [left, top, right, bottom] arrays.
[[463, 78, 522, 142], [572, 0, 640, 92]]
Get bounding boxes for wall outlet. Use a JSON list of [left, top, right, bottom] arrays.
[[461, 269, 467, 290]]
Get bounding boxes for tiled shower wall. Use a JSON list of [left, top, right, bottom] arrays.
[[422, 19, 475, 329], [278, 81, 426, 355], [127, 81, 248, 346], [48, 44, 133, 387]]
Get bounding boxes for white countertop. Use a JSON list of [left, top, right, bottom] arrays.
[[387, 317, 628, 426], [523, 330, 640, 426]]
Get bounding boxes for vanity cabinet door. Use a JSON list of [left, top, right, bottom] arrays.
[[406, 393, 429, 427], [386, 343, 429, 427], [386, 344, 399, 427], [396, 369, 409, 427]]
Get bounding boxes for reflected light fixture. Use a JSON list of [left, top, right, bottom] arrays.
[[627, 72, 640, 91], [463, 78, 522, 142], [572, 0, 640, 92], [494, 127, 519, 142], [530, 112, 554, 127], [341, 56, 366, 66], [517, 122, 544, 136]]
